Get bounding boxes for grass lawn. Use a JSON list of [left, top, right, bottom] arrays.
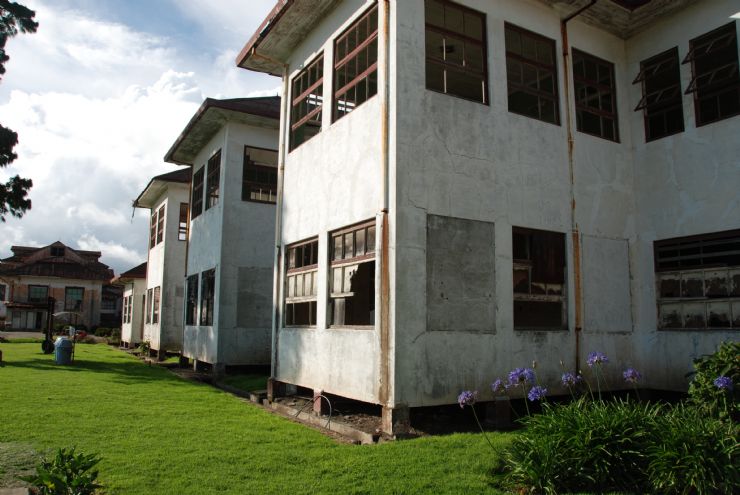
[[0, 343, 513, 494]]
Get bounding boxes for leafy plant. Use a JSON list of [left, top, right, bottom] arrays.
[[20, 447, 102, 495], [687, 341, 739, 421]]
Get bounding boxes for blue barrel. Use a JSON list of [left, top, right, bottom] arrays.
[[54, 337, 74, 365]]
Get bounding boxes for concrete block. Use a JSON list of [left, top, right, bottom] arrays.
[[381, 404, 410, 435]]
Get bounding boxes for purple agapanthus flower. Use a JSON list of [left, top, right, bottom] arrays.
[[623, 368, 642, 384], [507, 367, 536, 387], [561, 372, 582, 387], [458, 390, 478, 408], [528, 386, 548, 402], [714, 376, 733, 391], [491, 379, 505, 394], [587, 352, 609, 367]]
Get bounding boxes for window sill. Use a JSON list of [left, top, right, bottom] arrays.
[[514, 327, 568, 332], [658, 327, 738, 332], [329, 325, 375, 331]]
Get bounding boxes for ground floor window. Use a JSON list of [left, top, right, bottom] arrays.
[[145, 288, 152, 324], [513, 227, 567, 329], [65, 287, 84, 311], [329, 221, 376, 327], [186, 274, 198, 325], [152, 286, 161, 324], [28, 285, 48, 303], [285, 239, 318, 326], [200, 269, 215, 326]]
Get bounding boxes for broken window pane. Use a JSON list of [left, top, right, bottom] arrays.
[[291, 54, 324, 150], [330, 221, 376, 327], [573, 49, 618, 141]]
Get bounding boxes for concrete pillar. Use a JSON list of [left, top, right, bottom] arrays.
[[193, 359, 208, 372], [381, 404, 410, 435], [313, 390, 330, 416], [485, 397, 511, 429], [267, 378, 284, 401]]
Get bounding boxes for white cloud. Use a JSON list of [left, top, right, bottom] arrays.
[[76, 234, 144, 269]]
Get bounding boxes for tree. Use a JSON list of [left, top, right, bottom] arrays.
[[0, 0, 37, 222]]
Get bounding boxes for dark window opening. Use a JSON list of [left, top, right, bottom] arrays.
[[291, 55, 324, 150], [200, 269, 215, 326], [655, 230, 740, 330], [633, 47, 684, 141], [145, 288, 152, 324], [28, 285, 48, 303], [156, 205, 165, 245], [285, 239, 318, 327], [64, 287, 84, 311], [50, 246, 65, 257], [178, 203, 189, 241], [152, 286, 161, 324], [334, 4, 378, 121], [513, 227, 566, 329], [573, 49, 619, 141], [186, 274, 198, 325], [206, 151, 221, 210], [330, 222, 376, 327], [505, 23, 560, 124], [242, 146, 278, 203], [191, 167, 204, 219], [425, 0, 487, 104], [684, 22, 740, 127], [149, 211, 157, 249]]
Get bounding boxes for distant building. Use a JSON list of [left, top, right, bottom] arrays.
[[134, 168, 191, 357], [111, 262, 147, 347], [164, 97, 280, 373], [0, 241, 114, 330]]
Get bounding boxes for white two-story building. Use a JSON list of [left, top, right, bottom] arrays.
[[238, 0, 740, 433], [112, 262, 147, 348]]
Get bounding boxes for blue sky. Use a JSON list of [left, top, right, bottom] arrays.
[[0, 0, 280, 273]]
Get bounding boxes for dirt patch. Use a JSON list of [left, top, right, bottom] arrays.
[[0, 443, 40, 489]]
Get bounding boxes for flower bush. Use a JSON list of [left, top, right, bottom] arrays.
[[687, 341, 739, 421]]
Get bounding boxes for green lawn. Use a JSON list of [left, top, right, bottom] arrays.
[[0, 343, 513, 494]]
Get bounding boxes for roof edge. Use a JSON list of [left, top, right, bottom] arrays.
[[236, 0, 294, 75]]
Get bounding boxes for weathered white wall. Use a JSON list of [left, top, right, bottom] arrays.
[[121, 278, 146, 346], [275, 0, 384, 403], [183, 121, 278, 366], [625, 0, 740, 390]]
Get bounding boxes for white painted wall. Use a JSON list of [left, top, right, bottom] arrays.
[[121, 278, 146, 346]]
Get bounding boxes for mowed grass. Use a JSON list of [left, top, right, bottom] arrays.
[[0, 343, 512, 494]]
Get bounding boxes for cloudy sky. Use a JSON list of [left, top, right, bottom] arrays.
[[0, 0, 280, 273]]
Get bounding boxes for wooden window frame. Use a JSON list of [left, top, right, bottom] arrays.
[[178, 203, 189, 241], [185, 274, 199, 325], [284, 238, 319, 327], [290, 54, 324, 151], [572, 48, 620, 142], [425, 0, 488, 105], [28, 285, 48, 303], [152, 286, 161, 324], [191, 167, 204, 219], [505, 23, 560, 125], [333, 3, 379, 122], [683, 22, 740, 127], [145, 288, 152, 324], [200, 269, 215, 326], [149, 211, 157, 249], [633, 47, 684, 142], [242, 145, 279, 204], [329, 220, 376, 329], [156, 205, 165, 245], [206, 150, 221, 210], [64, 287, 84, 311]]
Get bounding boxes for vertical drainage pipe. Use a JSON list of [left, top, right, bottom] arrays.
[[561, 0, 596, 373]]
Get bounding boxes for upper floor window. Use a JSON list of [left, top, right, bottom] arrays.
[[683, 22, 740, 127], [425, 0, 487, 104], [191, 167, 204, 219], [206, 150, 221, 210], [290, 54, 324, 150], [65, 287, 84, 311], [149, 210, 157, 249], [242, 146, 278, 204], [334, 4, 379, 121], [285, 239, 318, 327], [573, 49, 619, 142], [178, 203, 189, 241], [28, 285, 48, 303], [50, 246, 65, 257], [505, 23, 559, 125], [330, 221, 376, 327], [654, 230, 740, 330], [156, 205, 165, 244], [633, 47, 684, 141]]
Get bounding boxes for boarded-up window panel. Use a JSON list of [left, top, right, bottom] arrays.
[[514, 301, 562, 328]]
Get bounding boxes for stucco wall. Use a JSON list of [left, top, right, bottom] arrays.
[[121, 278, 146, 345]]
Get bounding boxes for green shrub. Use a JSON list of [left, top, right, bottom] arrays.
[[92, 328, 112, 337], [20, 447, 102, 495], [687, 341, 739, 421], [648, 404, 739, 494]]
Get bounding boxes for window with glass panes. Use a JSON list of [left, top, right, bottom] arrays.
[[28, 285, 48, 303], [242, 146, 279, 203], [573, 49, 619, 141], [191, 167, 204, 219], [206, 151, 221, 210], [290, 55, 324, 150], [178, 203, 189, 240], [156, 205, 165, 244], [284, 239, 318, 327], [329, 221, 376, 327], [65, 287, 84, 311], [186, 274, 198, 325], [200, 269, 215, 326], [633, 47, 684, 141]]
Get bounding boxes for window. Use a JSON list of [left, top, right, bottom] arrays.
[[200, 269, 215, 326], [28, 285, 48, 303], [0, 284, 5, 301], [330, 221, 376, 327], [50, 246, 65, 257], [242, 146, 278, 203], [633, 47, 684, 141], [684, 22, 740, 127], [64, 287, 84, 311], [425, 0, 487, 104], [654, 230, 740, 330], [505, 23, 559, 124], [186, 274, 198, 325], [513, 227, 567, 329], [149, 211, 157, 249], [156, 205, 165, 244], [122, 296, 129, 324], [178, 203, 189, 241], [573, 49, 619, 141], [191, 167, 204, 219], [333, 4, 379, 121], [152, 286, 161, 324], [290, 54, 324, 150], [206, 151, 221, 210], [284, 239, 318, 327], [145, 288, 152, 324]]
